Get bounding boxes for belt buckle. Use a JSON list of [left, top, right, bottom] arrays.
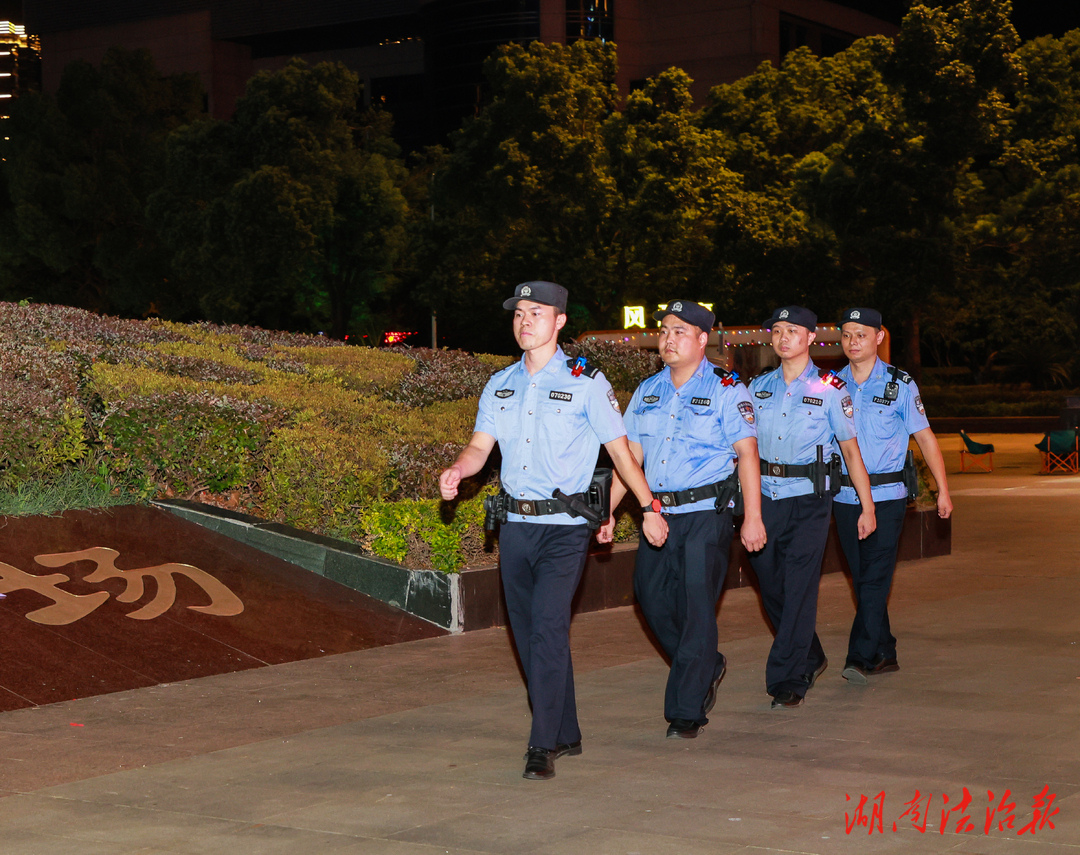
[[520, 501, 533, 514], [770, 464, 783, 476], [661, 495, 674, 506]]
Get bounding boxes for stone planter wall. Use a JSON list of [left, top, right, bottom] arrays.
[[157, 500, 950, 634]]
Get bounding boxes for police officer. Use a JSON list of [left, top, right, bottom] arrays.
[[598, 300, 766, 738], [835, 307, 953, 684], [439, 281, 667, 781], [749, 306, 876, 708]]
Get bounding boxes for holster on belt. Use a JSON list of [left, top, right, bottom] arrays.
[[713, 469, 742, 516], [902, 448, 918, 500]]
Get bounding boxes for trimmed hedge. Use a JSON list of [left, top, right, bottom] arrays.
[[0, 301, 661, 571]]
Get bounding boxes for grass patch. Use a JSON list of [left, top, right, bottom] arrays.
[[0, 467, 147, 518]]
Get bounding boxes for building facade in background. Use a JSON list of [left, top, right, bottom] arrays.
[[0, 19, 41, 114], [24, 1, 902, 149]]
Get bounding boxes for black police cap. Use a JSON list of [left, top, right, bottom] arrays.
[[763, 305, 817, 332], [502, 281, 568, 313], [653, 300, 715, 331], [840, 307, 882, 329]]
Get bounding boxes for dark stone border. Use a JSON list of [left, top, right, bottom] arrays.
[[155, 500, 950, 634]]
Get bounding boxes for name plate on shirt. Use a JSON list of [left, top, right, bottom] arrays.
[[802, 396, 823, 406], [691, 397, 711, 406], [872, 395, 893, 405], [549, 391, 573, 402]]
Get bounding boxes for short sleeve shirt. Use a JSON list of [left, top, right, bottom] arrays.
[[835, 357, 930, 505], [748, 360, 857, 500], [624, 356, 757, 514], [475, 346, 626, 525]]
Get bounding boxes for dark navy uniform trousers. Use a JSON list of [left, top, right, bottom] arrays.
[[834, 497, 907, 668], [749, 494, 831, 697], [498, 522, 591, 751], [634, 509, 733, 722]]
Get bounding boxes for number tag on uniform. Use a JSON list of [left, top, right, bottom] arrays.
[[802, 396, 823, 407], [550, 391, 573, 402], [691, 397, 711, 407]]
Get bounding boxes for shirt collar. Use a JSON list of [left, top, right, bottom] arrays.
[[515, 345, 566, 377]]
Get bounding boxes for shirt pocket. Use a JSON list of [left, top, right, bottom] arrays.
[[493, 396, 523, 439], [681, 404, 719, 443], [632, 403, 664, 438]]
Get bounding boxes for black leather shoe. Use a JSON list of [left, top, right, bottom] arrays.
[[522, 747, 556, 780], [703, 654, 728, 716], [869, 656, 899, 674], [666, 718, 706, 738], [770, 690, 804, 709], [842, 662, 869, 685], [805, 657, 828, 690], [555, 741, 582, 758]]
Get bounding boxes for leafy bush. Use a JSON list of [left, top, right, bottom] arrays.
[[0, 300, 665, 570]]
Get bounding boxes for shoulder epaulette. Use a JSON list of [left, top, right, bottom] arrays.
[[567, 356, 600, 378], [712, 365, 741, 387], [887, 365, 913, 385], [818, 367, 846, 390]]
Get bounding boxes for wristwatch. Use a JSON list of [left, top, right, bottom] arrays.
[[641, 498, 663, 514]]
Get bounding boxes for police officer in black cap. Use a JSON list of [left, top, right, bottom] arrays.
[[835, 308, 953, 684], [439, 281, 667, 780], [748, 306, 876, 708], [599, 300, 765, 738]]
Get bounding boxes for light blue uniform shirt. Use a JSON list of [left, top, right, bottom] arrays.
[[625, 356, 757, 514], [835, 357, 930, 505], [475, 346, 626, 525], [749, 360, 857, 500]]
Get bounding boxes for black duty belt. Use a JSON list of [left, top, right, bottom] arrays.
[[760, 461, 814, 479], [841, 470, 905, 487], [652, 481, 724, 508], [507, 493, 586, 517]]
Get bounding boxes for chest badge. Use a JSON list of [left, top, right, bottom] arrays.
[[495, 389, 514, 399], [755, 390, 772, 399], [642, 395, 661, 404]]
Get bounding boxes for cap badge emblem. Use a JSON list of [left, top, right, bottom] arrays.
[[520, 285, 532, 297], [672, 301, 683, 312], [779, 309, 789, 319], [851, 310, 861, 319]]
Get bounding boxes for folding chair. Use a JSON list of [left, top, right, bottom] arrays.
[[1036, 428, 1080, 475], [959, 430, 994, 472]]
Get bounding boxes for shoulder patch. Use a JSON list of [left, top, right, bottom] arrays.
[[842, 395, 854, 419], [818, 368, 846, 390], [738, 400, 755, 424], [607, 389, 621, 412], [567, 356, 600, 378], [888, 365, 913, 384]]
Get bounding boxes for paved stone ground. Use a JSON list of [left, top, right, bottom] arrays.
[[1, 435, 1078, 854]]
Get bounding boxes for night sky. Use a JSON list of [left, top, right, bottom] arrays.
[[0, 1, 20, 23]]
